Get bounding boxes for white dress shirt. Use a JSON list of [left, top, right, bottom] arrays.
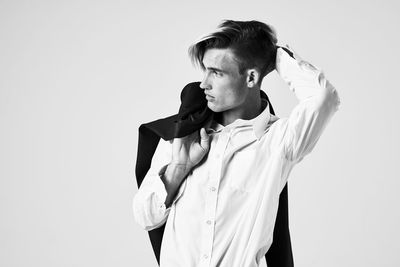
[[133, 47, 341, 267]]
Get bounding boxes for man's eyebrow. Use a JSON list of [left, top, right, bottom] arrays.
[[205, 66, 225, 73]]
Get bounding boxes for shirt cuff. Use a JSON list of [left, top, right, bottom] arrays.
[[151, 164, 170, 212], [276, 45, 325, 100]]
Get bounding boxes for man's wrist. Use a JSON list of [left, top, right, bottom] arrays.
[[159, 163, 191, 208], [164, 162, 192, 185]]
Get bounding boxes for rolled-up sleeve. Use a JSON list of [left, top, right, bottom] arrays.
[[132, 139, 173, 231], [276, 46, 341, 163]]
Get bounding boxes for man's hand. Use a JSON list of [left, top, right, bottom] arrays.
[[161, 128, 210, 208], [171, 128, 210, 174]]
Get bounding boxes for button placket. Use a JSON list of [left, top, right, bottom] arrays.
[[200, 130, 230, 267], [201, 180, 217, 266], [200, 184, 216, 264]]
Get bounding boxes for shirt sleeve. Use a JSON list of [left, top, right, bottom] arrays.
[[132, 139, 185, 231], [275, 46, 341, 163]]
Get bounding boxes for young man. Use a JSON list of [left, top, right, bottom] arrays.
[[133, 20, 340, 267]]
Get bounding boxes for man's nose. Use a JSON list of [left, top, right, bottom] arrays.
[[200, 75, 211, 90]]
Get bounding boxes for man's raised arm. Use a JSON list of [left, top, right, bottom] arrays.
[[275, 46, 341, 163]]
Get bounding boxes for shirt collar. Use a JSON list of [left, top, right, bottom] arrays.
[[205, 99, 275, 140]]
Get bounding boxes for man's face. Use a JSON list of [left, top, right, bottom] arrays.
[[200, 48, 248, 113]]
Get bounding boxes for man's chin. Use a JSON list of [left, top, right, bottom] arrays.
[[207, 102, 225, 113]]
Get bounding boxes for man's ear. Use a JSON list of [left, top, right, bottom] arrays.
[[246, 68, 261, 88]]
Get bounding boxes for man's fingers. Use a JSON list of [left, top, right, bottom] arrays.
[[199, 128, 210, 151]]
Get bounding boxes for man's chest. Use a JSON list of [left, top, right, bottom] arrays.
[[183, 128, 281, 197]]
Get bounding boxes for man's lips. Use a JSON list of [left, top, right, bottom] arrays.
[[205, 94, 215, 101], [204, 90, 215, 101]]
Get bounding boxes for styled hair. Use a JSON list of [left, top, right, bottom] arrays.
[[188, 19, 278, 79]]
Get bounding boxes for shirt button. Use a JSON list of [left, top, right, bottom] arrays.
[[210, 187, 216, 192], [203, 254, 208, 259], [206, 220, 212, 225]]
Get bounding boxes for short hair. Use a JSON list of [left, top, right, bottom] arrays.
[[188, 19, 278, 79]]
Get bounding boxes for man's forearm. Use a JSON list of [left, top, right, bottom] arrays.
[[160, 163, 191, 208], [275, 46, 340, 161]]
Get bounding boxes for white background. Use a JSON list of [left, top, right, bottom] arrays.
[[1, 0, 399, 266]]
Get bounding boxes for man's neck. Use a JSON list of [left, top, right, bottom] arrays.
[[215, 89, 262, 126]]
